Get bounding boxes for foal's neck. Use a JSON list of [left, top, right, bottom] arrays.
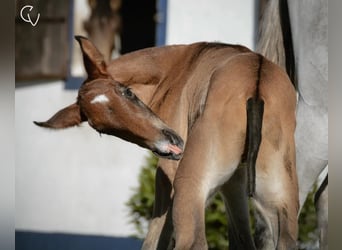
[[106, 44, 195, 105]]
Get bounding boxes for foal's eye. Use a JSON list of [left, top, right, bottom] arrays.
[[122, 87, 135, 99]]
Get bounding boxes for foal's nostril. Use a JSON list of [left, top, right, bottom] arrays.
[[162, 129, 184, 148], [162, 129, 174, 143]]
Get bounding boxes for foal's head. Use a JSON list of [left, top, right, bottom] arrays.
[[34, 36, 184, 160]]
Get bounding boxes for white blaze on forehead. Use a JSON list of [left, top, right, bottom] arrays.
[[91, 94, 109, 104]]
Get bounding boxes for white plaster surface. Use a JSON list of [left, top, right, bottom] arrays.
[[166, 0, 255, 49]]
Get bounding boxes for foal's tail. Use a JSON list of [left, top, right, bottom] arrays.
[[246, 96, 264, 197]]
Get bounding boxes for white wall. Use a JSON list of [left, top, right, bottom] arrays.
[[16, 0, 255, 238], [167, 0, 255, 49]]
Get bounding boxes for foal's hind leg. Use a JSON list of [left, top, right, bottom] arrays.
[[220, 166, 256, 250], [253, 139, 299, 250]]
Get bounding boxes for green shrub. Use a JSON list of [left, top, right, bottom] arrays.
[[126, 153, 318, 249]]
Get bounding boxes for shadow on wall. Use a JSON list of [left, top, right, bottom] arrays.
[[16, 231, 142, 250]]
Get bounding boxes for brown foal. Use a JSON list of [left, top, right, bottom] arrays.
[[35, 36, 298, 250]]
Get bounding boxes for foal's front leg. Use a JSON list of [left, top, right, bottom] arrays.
[[172, 136, 211, 250], [142, 159, 177, 250], [172, 116, 243, 250]]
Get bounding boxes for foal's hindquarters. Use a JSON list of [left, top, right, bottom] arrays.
[[172, 54, 298, 250]]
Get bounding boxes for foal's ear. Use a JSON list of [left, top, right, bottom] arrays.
[[34, 103, 86, 129], [75, 35, 109, 80]]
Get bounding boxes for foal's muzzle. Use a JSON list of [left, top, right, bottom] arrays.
[[153, 129, 184, 160]]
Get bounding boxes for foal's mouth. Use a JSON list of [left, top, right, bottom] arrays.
[[153, 130, 184, 160], [153, 144, 183, 160], [152, 146, 183, 160]]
